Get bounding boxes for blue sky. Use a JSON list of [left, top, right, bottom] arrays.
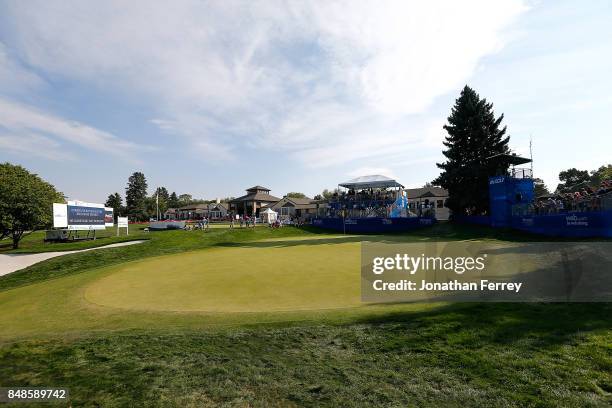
[[0, 0, 611, 203]]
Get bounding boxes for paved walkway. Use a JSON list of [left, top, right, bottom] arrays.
[[0, 240, 147, 277]]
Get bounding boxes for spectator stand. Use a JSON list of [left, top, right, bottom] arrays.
[[313, 175, 436, 233]]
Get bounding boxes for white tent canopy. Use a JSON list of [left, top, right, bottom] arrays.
[[339, 175, 404, 190], [261, 208, 278, 223]]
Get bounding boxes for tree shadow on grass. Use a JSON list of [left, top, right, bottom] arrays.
[[353, 301, 612, 350]]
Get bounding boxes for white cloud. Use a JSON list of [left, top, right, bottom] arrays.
[[0, 98, 149, 159], [0, 0, 527, 165], [0, 42, 44, 94], [0, 132, 74, 161]]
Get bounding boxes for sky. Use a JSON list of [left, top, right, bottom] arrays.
[[0, 0, 611, 203]]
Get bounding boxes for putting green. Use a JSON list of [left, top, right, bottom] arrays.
[[85, 238, 361, 312]]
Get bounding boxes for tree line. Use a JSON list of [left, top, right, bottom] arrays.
[[105, 172, 235, 222]]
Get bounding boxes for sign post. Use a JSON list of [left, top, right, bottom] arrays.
[[117, 217, 129, 236]]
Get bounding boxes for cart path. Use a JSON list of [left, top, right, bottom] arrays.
[[0, 240, 147, 277]]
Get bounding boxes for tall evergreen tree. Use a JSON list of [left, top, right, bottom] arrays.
[[104, 192, 123, 217], [168, 192, 179, 208], [125, 172, 148, 221], [157, 187, 169, 203], [434, 86, 510, 215], [158, 187, 169, 213]]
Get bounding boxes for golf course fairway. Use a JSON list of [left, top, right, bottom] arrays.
[[85, 238, 360, 312]]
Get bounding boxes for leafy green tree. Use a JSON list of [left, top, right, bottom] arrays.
[[104, 193, 123, 218], [178, 194, 192, 205], [0, 163, 64, 249], [157, 187, 169, 202], [144, 196, 157, 220], [434, 85, 510, 215], [286, 192, 306, 199], [153, 187, 169, 215], [590, 164, 612, 187], [556, 168, 590, 192], [125, 172, 148, 221], [533, 178, 550, 197], [168, 192, 179, 208], [319, 188, 339, 200]]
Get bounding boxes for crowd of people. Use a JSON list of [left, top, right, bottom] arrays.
[[529, 180, 612, 215], [183, 217, 210, 231], [331, 188, 398, 207], [327, 188, 405, 219]]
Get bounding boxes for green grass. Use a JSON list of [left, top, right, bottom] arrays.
[[0, 223, 610, 406], [0, 225, 150, 254], [1, 303, 610, 407]]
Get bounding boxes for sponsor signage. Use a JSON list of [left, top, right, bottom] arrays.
[[117, 217, 129, 227], [566, 215, 589, 227], [104, 207, 114, 227], [52, 203, 68, 228], [52, 201, 106, 230]]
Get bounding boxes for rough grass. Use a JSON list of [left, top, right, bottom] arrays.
[[1, 303, 610, 407]]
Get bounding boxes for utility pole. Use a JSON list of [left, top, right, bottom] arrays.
[[156, 188, 160, 221], [529, 135, 534, 176]]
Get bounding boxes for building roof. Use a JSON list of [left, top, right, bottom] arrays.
[[271, 196, 317, 210], [404, 187, 448, 199], [284, 196, 313, 205], [177, 202, 229, 211], [339, 175, 404, 189], [178, 203, 209, 210], [209, 203, 228, 211], [229, 192, 281, 203], [246, 185, 271, 192]]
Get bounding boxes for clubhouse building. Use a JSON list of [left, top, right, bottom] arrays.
[[270, 196, 318, 220], [404, 186, 449, 220], [228, 186, 281, 217], [164, 202, 229, 220]]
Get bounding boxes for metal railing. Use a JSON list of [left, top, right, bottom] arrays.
[[510, 167, 533, 179]]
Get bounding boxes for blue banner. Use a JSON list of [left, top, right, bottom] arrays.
[[312, 217, 435, 233], [67, 205, 105, 226]]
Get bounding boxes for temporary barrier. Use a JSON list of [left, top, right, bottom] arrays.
[[510, 210, 612, 238], [312, 217, 435, 233]]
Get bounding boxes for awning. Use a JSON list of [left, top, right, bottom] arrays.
[[339, 175, 404, 189], [485, 153, 532, 166]]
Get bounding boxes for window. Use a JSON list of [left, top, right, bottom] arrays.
[[281, 207, 291, 216], [437, 200, 443, 208]]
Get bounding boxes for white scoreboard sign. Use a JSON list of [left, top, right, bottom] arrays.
[[53, 201, 106, 230]]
